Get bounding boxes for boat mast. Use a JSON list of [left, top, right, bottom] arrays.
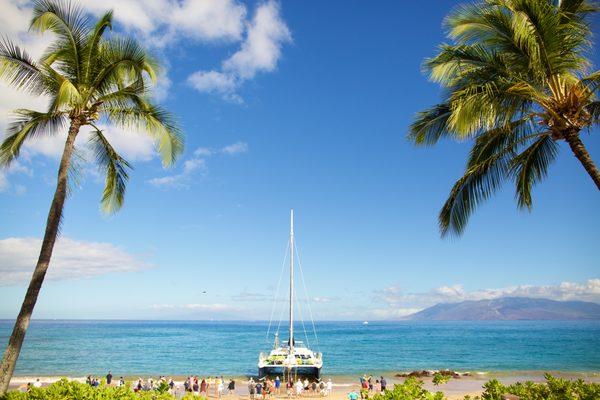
[[289, 209, 294, 356]]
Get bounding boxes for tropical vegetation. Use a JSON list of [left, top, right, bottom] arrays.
[[1, 374, 599, 400], [0, 0, 182, 394], [370, 374, 600, 400], [409, 0, 600, 236]]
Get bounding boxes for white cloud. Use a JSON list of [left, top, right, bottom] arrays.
[[312, 296, 338, 304], [188, 0, 291, 102], [0, 160, 34, 193], [149, 141, 247, 189], [194, 147, 213, 157], [78, 0, 246, 45], [187, 71, 241, 103], [183, 157, 207, 174], [221, 141, 248, 155], [0, 237, 151, 286], [223, 1, 291, 79], [376, 279, 600, 315]]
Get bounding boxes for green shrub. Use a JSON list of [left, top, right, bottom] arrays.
[[372, 378, 446, 400], [432, 373, 451, 386], [1, 379, 176, 400], [478, 374, 600, 400]]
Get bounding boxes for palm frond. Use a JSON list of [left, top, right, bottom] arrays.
[[585, 101, 600, 125], [0, 38, 46, 94], [0, 109, 67, 166], [468, 117, 535, 167], [83, 10, 112, 84], [30, 0, 90, 82], [408, 104, 452, 145], [88, 126, 131, 214], [439, 128, 540, 236], [509, 134, 559, 209], [90, 36, 157, 98], [439, 149, 511, 237], [50, 76, 81, 112], [104, 101, 183, 166]]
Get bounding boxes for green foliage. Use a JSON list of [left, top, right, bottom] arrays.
[[409, 0, 600, 236], [432, 373, 451, 386], [372, 378, 446, 400], [1, 379, 175, 400], [3, 376, 599, 400], [0, 0, 183, 214], [478, 374, 600, 400]]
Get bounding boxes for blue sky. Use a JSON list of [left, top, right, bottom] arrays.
[[0, 0, 599, 321]]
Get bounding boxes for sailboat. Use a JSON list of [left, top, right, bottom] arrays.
[[258, 210, 323, 379]]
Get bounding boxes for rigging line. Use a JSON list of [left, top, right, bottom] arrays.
[[295, 241, 320, 351], [276, 292, 286, 336], [266, 239, 290, 343], [295, 284, 310, 349]]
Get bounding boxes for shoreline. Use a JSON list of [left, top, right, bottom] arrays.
[[9, 371, 600, 400]]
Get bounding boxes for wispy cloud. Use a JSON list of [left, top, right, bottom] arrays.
[[0, 161, 34, 194], [149, 142, 248, 189], [188, 1, 291, 102], [0, 237, 151, 286], [79, 0, 247, 46]]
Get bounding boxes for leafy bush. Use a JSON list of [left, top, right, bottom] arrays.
[[372, 378, 445, 400], [3, 375, 599, 400], [479, 374, 600, 400], [432, 373, 451, 386], [2, 379, 177, 400]]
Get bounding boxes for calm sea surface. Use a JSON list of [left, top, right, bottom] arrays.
[[1, 320, 599, 376]]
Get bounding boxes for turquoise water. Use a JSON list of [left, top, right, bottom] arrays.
[[1, 320, 599, 376]]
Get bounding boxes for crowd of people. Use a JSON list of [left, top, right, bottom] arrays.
[[77, 371, 392, 400], [182, 376, 236, 397], [350, 375, 387, 400], [247, 377, 334, 398]]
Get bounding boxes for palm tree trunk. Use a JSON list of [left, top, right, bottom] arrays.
[[0, 118, 82, 395], [563, 131, 600, 190]]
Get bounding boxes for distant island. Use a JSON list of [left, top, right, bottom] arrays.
[[405, 297, 600, 320]]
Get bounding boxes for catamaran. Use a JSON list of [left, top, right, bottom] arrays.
[[258, 210, 323, 379]]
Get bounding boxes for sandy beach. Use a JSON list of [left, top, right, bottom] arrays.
[[8, 371, 600, 400]]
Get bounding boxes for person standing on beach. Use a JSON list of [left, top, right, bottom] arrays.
[[228, 378, 235, 395], [249, 379, 256, 399], [119, 377, 125, 387], [275, 376, 281, 394], [218, 378, 225, 397], [256, 381, 263, 399], [380, 377, 386, 392], [295, 379, 303, 397], [106, 371, 113, 386], [327, 379, 333, 396]]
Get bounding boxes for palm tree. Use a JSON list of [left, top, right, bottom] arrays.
[[0, 0, 182, 393], [409, 0, 600, 236]]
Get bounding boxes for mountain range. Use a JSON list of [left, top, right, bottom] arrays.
[[405, 297, 600, 320]]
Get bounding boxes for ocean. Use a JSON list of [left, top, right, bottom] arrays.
[[1, 320, 599, 377]]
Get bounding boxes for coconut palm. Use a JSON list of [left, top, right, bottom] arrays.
[[409, 0, 600, 236], [0, 0, 182, 393]]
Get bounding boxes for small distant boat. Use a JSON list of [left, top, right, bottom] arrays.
[[363, 321, 369, 325], [258, 210, 323, 379]]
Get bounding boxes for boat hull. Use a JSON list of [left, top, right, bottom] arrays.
[[258, 366, 321, 379]]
